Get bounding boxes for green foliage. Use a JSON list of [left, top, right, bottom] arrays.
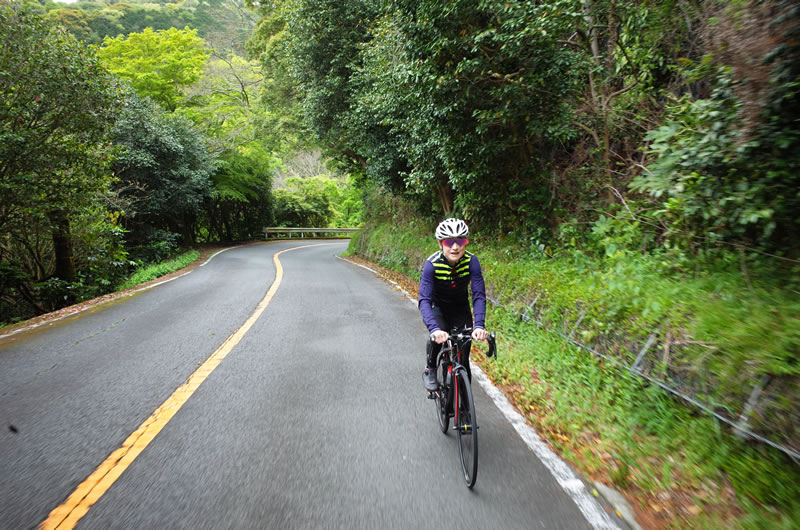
[[2, 1, 280, 326], [627, 1, 800, 259], [177, 51, 281, 242], [0, 1, 121, 230], [117, 249, 199, 290], [631, 71, 800, 254], [111, 93, 217, 246], [330, 176, 364, 228], [245, 0, 306, 155], [72, 208, 131, 293], [0, 1, 125, 322], [382, 0, 586, 227], [255, 0, 587, 226], [250, 0, 799, 260], [127, 229, 182, 264], [179, 53, 265, 147], [273, 176, 337, 228], [98, 27, 209, 112], [43, 0, 254, 48], [176, 49, 279, 242], [283, 0, 380, 150], [203, 147, 275, 241], [270, 171, 362, 230], [1, 206, 131, 320]]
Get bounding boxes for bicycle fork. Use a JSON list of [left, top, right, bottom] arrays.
[[453, 367, 476, 434]]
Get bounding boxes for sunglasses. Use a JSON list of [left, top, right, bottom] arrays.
[[442, 237, 468, 248]]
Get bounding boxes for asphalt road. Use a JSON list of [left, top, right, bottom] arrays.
[[0, 241, 621, 529]]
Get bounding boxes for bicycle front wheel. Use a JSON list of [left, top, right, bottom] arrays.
[[455, 367, 478, 488]]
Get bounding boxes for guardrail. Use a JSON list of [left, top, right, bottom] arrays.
[[263, 227, 360, 239]]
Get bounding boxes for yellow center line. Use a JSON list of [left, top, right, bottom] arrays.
[[40, 242, 340, 529]]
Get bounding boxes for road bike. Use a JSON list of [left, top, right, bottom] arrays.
[[428, 327, 496, 488]]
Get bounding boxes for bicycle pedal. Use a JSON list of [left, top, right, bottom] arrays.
[[452, 425, 478, 432]]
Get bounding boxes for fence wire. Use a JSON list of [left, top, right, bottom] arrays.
[[485, 296, 800, 463]]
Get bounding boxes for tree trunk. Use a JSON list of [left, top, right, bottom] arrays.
[[182, 213, 196, 246], [436, 180, 453, 216], [50, 210, 75, 283]]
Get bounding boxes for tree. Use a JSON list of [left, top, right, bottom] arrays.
[[248, 1, 587, 228], [273, 176, 337, 227], [203, 146, 275, 241], [98, 27, 209, 112], [197, 0, 258, 53], [111, 93, 216, 247], [181, 52, 265, 153], [0, 1, 121, 292], [178, 50, 280, 243], [622, 0, 800, 258], [247, 0, 380, 156], [46, 7, 92, 41]]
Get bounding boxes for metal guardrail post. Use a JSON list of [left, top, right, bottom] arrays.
[[630, 333, 658, 375], [734, 374, 772, 439], [568, 309, 587, 339]]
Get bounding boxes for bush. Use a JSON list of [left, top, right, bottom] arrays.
[[117, 250, 199, 290], [127, 229, 182, 264]]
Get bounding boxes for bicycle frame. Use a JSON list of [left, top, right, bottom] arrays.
[[434, 329, 472, 420]]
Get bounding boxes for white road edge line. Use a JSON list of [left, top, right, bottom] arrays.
[[99, 244, 240, 291], [199, 246, 237, 266], [340, 255, 621, 530], [471, 364, 620, 530]]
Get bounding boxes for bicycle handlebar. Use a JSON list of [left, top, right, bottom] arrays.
[[429, 327, 498, 359]]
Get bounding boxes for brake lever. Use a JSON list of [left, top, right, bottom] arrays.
[[487, 332, 497, 359]]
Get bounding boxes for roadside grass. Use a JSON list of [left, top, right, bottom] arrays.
[[478, 306, 799, 528], [349, 222, 800, 527], [116, 250, 199, 291]]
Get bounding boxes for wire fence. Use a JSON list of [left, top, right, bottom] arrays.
[[485, 295, 800, 463]]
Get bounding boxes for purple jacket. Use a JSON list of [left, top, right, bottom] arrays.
[[418, 250, 486, 333]]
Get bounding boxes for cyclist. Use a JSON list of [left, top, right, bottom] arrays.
[[419, 218, 488, 391]]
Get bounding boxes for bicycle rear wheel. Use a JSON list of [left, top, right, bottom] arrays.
[[435, 354, 450, 434], [455, 367, 478, 488]]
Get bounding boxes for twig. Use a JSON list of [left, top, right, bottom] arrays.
[[606, 185, 635, 218]]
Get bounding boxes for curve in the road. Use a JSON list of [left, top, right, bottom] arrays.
[[39, 242, 340, 530]]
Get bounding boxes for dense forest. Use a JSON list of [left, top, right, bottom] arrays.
[[2, 0, 799, 524], [244, 0, 799, 257]]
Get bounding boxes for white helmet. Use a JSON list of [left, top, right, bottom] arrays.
[[435, 218, 469, 240]]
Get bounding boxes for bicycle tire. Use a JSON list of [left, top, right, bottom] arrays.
[[455, 367, 478, 488], [435, 353, 450, 434]]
